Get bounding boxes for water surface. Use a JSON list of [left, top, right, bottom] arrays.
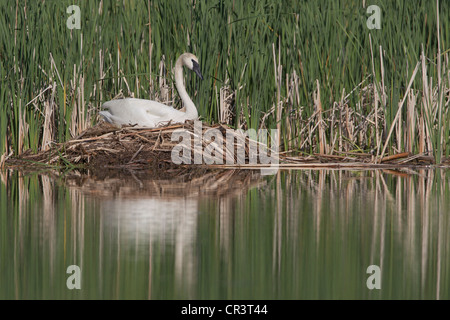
[[0, 168, 449, 299]]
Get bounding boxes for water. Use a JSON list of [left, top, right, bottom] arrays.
[[0, 168, 449, 299]]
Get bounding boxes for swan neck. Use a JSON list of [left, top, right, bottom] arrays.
[[175, 58, 198, 118]]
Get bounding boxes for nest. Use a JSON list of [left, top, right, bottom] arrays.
[[7, 121, 280, 171]]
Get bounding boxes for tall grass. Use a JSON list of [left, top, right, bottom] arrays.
[[0, 0, 449, 163]]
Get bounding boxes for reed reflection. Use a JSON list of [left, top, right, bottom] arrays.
[[1, 168, 449, 299]]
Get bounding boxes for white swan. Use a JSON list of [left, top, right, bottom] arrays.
[[99, 53, 203, 128]]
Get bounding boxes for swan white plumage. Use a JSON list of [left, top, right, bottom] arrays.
[[99, 53, 203, 128]]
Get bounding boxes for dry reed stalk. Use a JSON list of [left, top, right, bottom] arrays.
[[396, 100, 402, 153], [298, 110, 321, 150], [18, 100, 28, 156], [284, 73, 292, 150], [291, 69, 302, 150], [128, 145, 145, 164], [369, 35, 380, 160], [158, 55, 171, 104], [41, 80, 57, 151], [436, 0, 444, 164], [0, 152, 7, 170], [338, 91, 345, 153], [134, 55, 139, 98], [50, 53, 63, 88], [273, 42, 282, 150], [406, 90, 417, 153], [379, 61, 421, 162], [147, 0, 153, 98], [314, 79, 326, 154], [378, 46, 387, 158], [41, 99, 53, 151], [421, 46, 434, 154], [314, 153, 347, 160], [397, 153, 433, 165], [345, 102, 354, 148], [24, 85, 52, 112], [418, 114, 426, 154], [380, 152, 410, 163], [219, 83, 234, 124]]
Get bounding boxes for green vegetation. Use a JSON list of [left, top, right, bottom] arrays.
[[1, 0, 449, 163]]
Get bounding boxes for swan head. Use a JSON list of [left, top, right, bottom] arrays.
[[180, 53, 203, 80]]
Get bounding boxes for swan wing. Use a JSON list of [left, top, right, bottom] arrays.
[[103, 98, 180, 117], [101, 98, 186, 127]]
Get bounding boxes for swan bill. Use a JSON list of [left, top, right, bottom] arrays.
[[192, 60, 203, 80]]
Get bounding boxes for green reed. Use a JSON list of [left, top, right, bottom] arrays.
[[0, 0, 449, 161]]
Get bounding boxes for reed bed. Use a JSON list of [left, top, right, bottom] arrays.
[[1, 0, 449, 168]]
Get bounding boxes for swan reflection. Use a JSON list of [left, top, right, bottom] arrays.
[[102, 197, 199, 246]]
